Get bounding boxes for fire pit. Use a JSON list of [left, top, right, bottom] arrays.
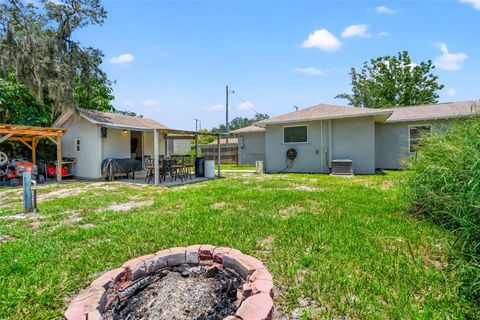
[[64, 245, 274, 320]]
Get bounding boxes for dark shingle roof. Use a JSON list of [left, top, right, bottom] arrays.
[[384, 101, 480, 123], [80, 109, 168, 129], [256, 104, 392, 125]]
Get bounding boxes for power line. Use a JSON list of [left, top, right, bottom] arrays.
[[232, 91, 262, 115]]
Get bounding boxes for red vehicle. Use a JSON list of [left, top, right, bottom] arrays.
[[0, 152, 45, 186]]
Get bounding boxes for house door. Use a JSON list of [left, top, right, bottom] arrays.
[[130, 131, 144, 164]]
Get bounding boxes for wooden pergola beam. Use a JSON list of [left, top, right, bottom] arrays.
[[0, 128, 65, 137]]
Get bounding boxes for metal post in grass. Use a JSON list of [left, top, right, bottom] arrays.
[[217, 134, 221, 177], [153, 129, 160, 186], [23, 172, 33, 213]]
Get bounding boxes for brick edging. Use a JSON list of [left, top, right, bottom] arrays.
[[64, 245, 274, 320]]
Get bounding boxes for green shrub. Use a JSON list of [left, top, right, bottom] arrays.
[[402, 115, 480, 301]]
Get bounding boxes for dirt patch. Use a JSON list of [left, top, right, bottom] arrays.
[[80, 223, 96, 228], [103, 265, 241, 320], [104, 199, 154, 212], [63, 215, 83, 224], [294, 186, 318, 192], [289, 295, 325, 319], [279, 205, 306, 218], [0, 212, 43, 220], [211, 202, 226, 209], [257, 236, 274, 254], [38, 182, 124, 201], [0, 234, 16, 244], [381, 180, 395, 190]]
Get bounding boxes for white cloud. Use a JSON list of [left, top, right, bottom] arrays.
[[205, 104, 224, 111], [375, 5, 397, 14], [460, 0, 480, 10], [301, 29, 342, 52], [293, 67, 326, 76], [378, 31, 389, 37], [142, 99, 160, 107], [239, 101, 254, 111], [341, 24, 371, 38], [434, 43, 467, 71], [447, 88, 457, 96], [109, 53, 134, 64]]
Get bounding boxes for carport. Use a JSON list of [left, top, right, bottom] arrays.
[[0, 124, 67, 181]]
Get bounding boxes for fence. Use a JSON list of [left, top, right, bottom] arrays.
[[199, 145, 238, 164]]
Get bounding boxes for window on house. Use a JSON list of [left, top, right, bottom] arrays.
[[284, 126, 308, 143], [409, 125, 431, 152], [74, 139, 80, 152]]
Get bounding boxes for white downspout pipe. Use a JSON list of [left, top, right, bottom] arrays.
[[328, 119, 333, 169], [320, 120, 323, 173]]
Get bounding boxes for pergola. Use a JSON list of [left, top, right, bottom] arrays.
[[153, 128, 222, 186], [0, 124, 67, 182]]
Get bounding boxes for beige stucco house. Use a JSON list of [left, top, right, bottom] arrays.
[[250, 100, 479, 174], [230, 126, 265, 165]]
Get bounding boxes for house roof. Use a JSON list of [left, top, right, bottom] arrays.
[[255, 103, 393, 126], [229, 125, 266, 134], [255, 101, 479, 126], [52, 109, 168, 130], [384, 100, 480, 123]]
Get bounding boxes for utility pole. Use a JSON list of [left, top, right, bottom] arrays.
[[194, 118, 200, 131], [225, 85, 229, 146]]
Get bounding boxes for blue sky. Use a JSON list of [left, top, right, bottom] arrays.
[[75, 0, 480, 130]]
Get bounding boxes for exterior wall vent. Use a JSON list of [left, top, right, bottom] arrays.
[[330, 159, 353, 176]]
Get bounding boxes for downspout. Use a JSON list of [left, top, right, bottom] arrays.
[[328, 119, 333, 169], [320, 120, 323, 173]]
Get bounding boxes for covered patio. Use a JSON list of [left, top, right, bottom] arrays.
[[151, 128, 222, 186]]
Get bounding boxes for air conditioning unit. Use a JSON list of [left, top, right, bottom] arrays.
[[330, 159, 353, 176]]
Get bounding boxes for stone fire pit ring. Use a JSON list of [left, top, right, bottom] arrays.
[[65, 245, 274, 320]]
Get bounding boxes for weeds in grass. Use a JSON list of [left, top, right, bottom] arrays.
[[402, 116, 480, 307]]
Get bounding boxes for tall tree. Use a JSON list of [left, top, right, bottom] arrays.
[[336, 51, 444, 108], [0, 0, 108, 119]]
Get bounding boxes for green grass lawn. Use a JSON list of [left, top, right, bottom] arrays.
[[217, 164, 256, 170], [0, 172, 475, 319]]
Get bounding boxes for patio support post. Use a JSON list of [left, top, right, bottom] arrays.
[[32, 137, 38, 164], [154, 129, 160, 186], [217, 135, 221, 177], [164, 134, 168, 157], [56, 136, 62, 182], [195, 134, 198, 158]]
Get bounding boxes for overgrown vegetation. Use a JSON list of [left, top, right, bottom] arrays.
[[402, 116, 480, 304], [0, 173, 477, 319]]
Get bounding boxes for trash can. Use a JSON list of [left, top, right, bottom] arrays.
[[204, 160, 215, 178], [195, 157, 205, 177]]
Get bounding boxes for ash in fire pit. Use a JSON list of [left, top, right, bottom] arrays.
[[103, 265, 242, 320]]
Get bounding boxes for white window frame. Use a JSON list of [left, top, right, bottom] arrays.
[[283, 124, 309, 144], [74, 138, 81, 152], [408, 124, 431, 153]]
